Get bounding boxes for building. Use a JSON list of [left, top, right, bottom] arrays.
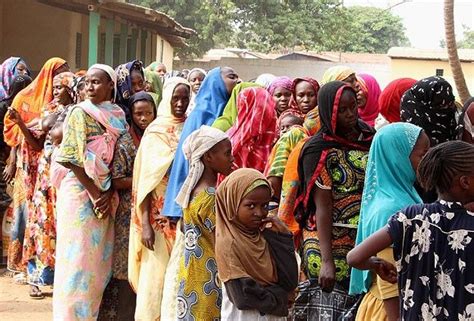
[[0, 0, 195, 73], [388, 47, 474, 96]]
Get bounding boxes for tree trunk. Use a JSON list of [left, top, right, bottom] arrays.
[[444, 0, 471, 104]]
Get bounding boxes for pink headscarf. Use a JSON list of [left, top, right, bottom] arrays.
[[268, 76, 293, 96], [358, 73, 381, 127]]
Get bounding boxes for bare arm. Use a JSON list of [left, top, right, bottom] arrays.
[[3, 146, 17, 183], [112, 177, 132, 190], [267, 176, 282, 200], [313, 186, 335, 291], [16, 118, 44, 151], [140, 193, 155, 251]]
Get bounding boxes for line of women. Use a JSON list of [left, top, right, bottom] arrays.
[[2, 54, 474, 321]]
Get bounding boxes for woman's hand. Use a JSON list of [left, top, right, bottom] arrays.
[[141, 222, 155, 251], [261, 215, 290, 234], [319, 259, 336, 292], [93, 189, 113, 218], [2, 162, 16, 183], [370, 257, 397, 284], [7, 108, 23, 125]]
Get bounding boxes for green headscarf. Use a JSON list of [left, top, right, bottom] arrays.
[[144, 70, 163, 107], [212, 82, 261, 132]]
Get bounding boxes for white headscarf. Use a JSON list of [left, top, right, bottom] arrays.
[[89, 63, 117, 101], [175, 125, 228, 209], [255, 73, 276, 90]]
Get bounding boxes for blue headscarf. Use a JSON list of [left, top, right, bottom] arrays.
[[162, 67, 230, 217], [0, 57, 30, 100], [349, 122, 424, 295], [115, 60, 144, 120]]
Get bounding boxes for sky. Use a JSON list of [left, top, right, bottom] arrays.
[[344, 0, 474, 49]]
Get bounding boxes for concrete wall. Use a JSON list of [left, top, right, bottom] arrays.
[[390, 58, 474, 98], [175, 57, 392, 88]]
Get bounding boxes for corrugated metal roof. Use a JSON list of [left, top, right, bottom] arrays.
[[388, 47, 474, 62]]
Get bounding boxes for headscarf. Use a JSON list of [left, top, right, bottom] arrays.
[[4, 57, 66, 147], [378, 78, 417, 124], [146, 61, 165, 72], [115, 60, 144, 112], [349, 123, 423, 295], [162, 67, 230, 217], [144, 69, 163, 106], [128, 91, 157, 146], [53, 72, 76, 103], [294, 81, 374, 225], [321, 65, 355, 85], [0, 74, 32, 104], [187, 68, 207, 82], [228, 87, 277, 172], [212, 82, 260, 132], [255, 73, 276, 89], [175, 126, 228, 208], [186, 68, 207, 115], [357, 73, 381, 127], [0, 57, 30, 100], [72, 75, 86, 103], [268, 76, 293, 96], [292, 77, 320, 116], [400, 76, 456, 146], [215, 168, 277, 285]]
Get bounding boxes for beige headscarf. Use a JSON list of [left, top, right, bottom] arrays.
[[215, 168, 277, 286], [321, 65, 355, 85], [175, 125, 228, 209]]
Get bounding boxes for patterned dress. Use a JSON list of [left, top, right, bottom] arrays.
[[177, 188, 221, 321], [302, 148, 368, 290], [388, 201, 474, 321]]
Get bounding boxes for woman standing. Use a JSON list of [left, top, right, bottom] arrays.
[[0, 57, 30, 100], [357, 74, 381, 127], [268, 76, 294, 116], [293, 81, 375, 320], [53, 64, 128, 320], [115, 60, 146, 119]]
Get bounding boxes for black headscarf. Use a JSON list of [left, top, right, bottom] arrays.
[[294, 81, 374, 225], [400, 76, 456, 146], [128, 91, 157, 144]]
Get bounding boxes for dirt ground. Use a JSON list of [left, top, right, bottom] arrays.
[[0, 269, 53, 321]]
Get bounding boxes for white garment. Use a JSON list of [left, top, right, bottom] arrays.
[[221, 284, 287, 321], [374, 113, 390, 130]]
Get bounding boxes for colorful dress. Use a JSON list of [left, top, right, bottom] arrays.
[[53, 101, 127, 321], [302, 148, 368, 290], [177, 188, 221, 321]]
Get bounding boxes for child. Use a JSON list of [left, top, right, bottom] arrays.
[[174, 125, 233, 320], [347, 140, 474, 320], [215, 168, 298, 320], [278, 112, 304, 136]]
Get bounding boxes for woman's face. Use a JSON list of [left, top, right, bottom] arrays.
[[77, 82, 86, 102], [295, 81, 317, 115], [188, 71, 206, 94], [15, 62, 28, 76], [130, 70, 145, 95], [221, 67, 239, 94], [273, 87, 292, 114], [410, 131, 430, 171], [85, 69, 114, 104], [336, 89, 358, 132], [155, 64, 167, 77], [132, 100, 155, 131], [205, 139, 234, 177], [52, 79, 73, 106], [343, 73, 364, 107], [170, 84, 190, 118], [237, 186, 271, 231]]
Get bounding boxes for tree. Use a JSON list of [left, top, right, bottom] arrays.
[[444, 0, 470, 103]]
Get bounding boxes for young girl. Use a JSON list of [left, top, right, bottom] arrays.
[[174, 125, 233, 320], [215, 168, 298, 320], [347, 140, 474, 320]]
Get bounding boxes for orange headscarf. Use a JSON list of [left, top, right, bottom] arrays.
[[4, 57, 66, 147]]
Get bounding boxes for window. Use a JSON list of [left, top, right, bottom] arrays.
[[99, 33, 106, 64], [75, 33, 82, 69], [436, 69, 444, 77]]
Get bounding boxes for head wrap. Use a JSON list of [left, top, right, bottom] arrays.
[[228, 87, 277, 172], [400, 76, 456, 146], [295, 81, 374, 224], [215, 168, 277, 285], [187, 68, 207, 81], [321, 66, 355, 85], [129, 91, 156, 109], [292, 77, 320, 115], [175, 126, 228, 208], [72, 75, 86, 103], [357, 73, 381, 127], [89, 63, 117, 101], [0, 57, 30, 100], [378, 78, 417, 123], [53, 71, 76, 104], [350, 123, 423, 295], [4, 57, 66, 147], [1, 74, 32, 103], [255, 73, 276, 89], [268, 76, 293, 96], [115, 60, 144, 109], [146, 61, 166, 73]]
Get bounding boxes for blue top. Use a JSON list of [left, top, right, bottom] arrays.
[[349, 122, 423, 295], [162, 67, 230, 217]]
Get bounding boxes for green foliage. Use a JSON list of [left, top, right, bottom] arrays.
[[440, 26, 474, 49], [132, 1, 409, 57]]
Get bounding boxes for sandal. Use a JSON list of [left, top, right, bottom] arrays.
[[13, 272, 27, 285], [29, 285, 44, 300]]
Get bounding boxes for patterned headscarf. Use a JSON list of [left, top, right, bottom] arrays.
[[53, 72, 76, 103], [228, 87, 277, 172], [115, 60, 144, 107], [378, 78, 417, 123], [175, 125, 228, 209], [357, 74, 381, 127], [0, 57, 30, 100], [400, 76, 456, 146], [321, 66, 355, 85], [268, 76, 293, 96]]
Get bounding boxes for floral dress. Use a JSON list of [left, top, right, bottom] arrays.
[[388, 201, 474, 321], [176, 188, 221, 321]]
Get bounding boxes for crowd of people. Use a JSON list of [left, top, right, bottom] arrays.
[[1, 55, 474, 321]]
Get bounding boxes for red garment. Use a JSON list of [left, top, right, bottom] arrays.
[[228, 87, 277, 172], [379, 78, 417, 123]]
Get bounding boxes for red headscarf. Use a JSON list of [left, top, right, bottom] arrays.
[[292, 77, 320, 116], [228, 87, 277, 172], [379, 78, 417, 123], [357, 73, 381, 127]]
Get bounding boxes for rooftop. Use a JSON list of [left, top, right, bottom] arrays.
[[388, 47, 474, 62]]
